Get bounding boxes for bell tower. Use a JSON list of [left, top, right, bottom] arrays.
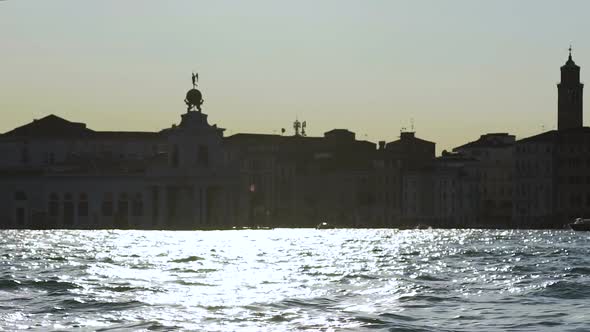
[[558, 46, 584, 130]]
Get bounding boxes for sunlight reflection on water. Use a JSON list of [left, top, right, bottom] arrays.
[[1, 229, 590, 331]]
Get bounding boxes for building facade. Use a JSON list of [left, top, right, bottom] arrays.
[[513, 50, 589, 228], [0, 84, 240, 229], [401, 152, 479, 228], [454, 133, 515, 227], [225, 128, 380, 227]]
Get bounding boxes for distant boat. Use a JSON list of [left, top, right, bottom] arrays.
[[231, 226, 274, 230], [316, 222, 334, 230], [254, 226, 274, 230], [569, 218, 590, 231], [415, 224, 431, 230]]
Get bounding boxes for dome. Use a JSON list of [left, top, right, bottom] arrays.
[[185, 88, 203, 106]]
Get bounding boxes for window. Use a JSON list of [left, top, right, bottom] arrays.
[[151, 187, 159, 220], [171, 145, 179, 168], [16, 208, 25, 226], [132, 193, 143, 217], [78, 193, 88, 217], [117, 193, 129, 217], [570, 193, 583, 208], [102, 193, 113, 216], [13, 191, 27, 201], [49, 193, 59, 217], [63, 193, 74, 226], [21, 146, 30, 164], [198, 145, 209, 166]]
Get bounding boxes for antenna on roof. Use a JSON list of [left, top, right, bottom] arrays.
[[410, 118, 415, 132], [293, 118, 301, 136]]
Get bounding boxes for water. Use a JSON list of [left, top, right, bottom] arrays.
[[1, 229, 589, 331]]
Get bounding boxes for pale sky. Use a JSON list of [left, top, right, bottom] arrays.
[[1, 0, 589, 153]]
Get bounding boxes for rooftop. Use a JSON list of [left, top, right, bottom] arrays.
[[453, 133, 515, 151], [1, 114, 161, 140]]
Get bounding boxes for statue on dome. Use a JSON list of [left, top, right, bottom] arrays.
[[191, 72, 199, 88], [185, 72, 204, 112]]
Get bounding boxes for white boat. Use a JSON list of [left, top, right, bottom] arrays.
[[569, 218, 590, 231]]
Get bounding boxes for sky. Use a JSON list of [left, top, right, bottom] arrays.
[[1, 0, 589, 154]]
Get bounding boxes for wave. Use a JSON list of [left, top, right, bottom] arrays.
[[98, 285, 163, 293], [511, 264, 537, 273], [534, 281, 590, 299], [341, 273, 380, 280], [0, 278, 80, 292], [568, 267, 590, 275], [58, 299, 144, 312], [397, 294, 460, 304], [413, 274, 448, 282], [168, 267, 217, 273], [174, 280, 216, 287], [275, 296, 338, 309], [0, 279, 22, 290], [170, 256, 205, 263], [46, 256, 68, 261], [95, 321, 180, 331], [2, 229, 590, 331], [355, 314, 438, 332]]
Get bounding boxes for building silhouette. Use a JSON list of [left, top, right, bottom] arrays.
[[512, 50, 589, 228], [454, 133, 515, 227], [225, 127, 379, 228], [0, 84, 240, 229], [0, 49, 588, 229], [558, 47, 584, 130]]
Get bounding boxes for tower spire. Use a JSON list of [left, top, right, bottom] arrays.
[[558, 46, 584, 130]]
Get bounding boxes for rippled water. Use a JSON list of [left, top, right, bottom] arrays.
[[1, 229, 590, 331]]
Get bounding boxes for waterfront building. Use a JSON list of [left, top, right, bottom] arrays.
[[513, 128, 590, 228], [369, 131, 436, 227], [513, 49, 590, 228], [225, 127, 379, 227], [385, 131, 436, 227], [454, 133, 515, 227], [385, 131, 435, 171], [0, 81, 240, 229], [401, 151, 479, 228]]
